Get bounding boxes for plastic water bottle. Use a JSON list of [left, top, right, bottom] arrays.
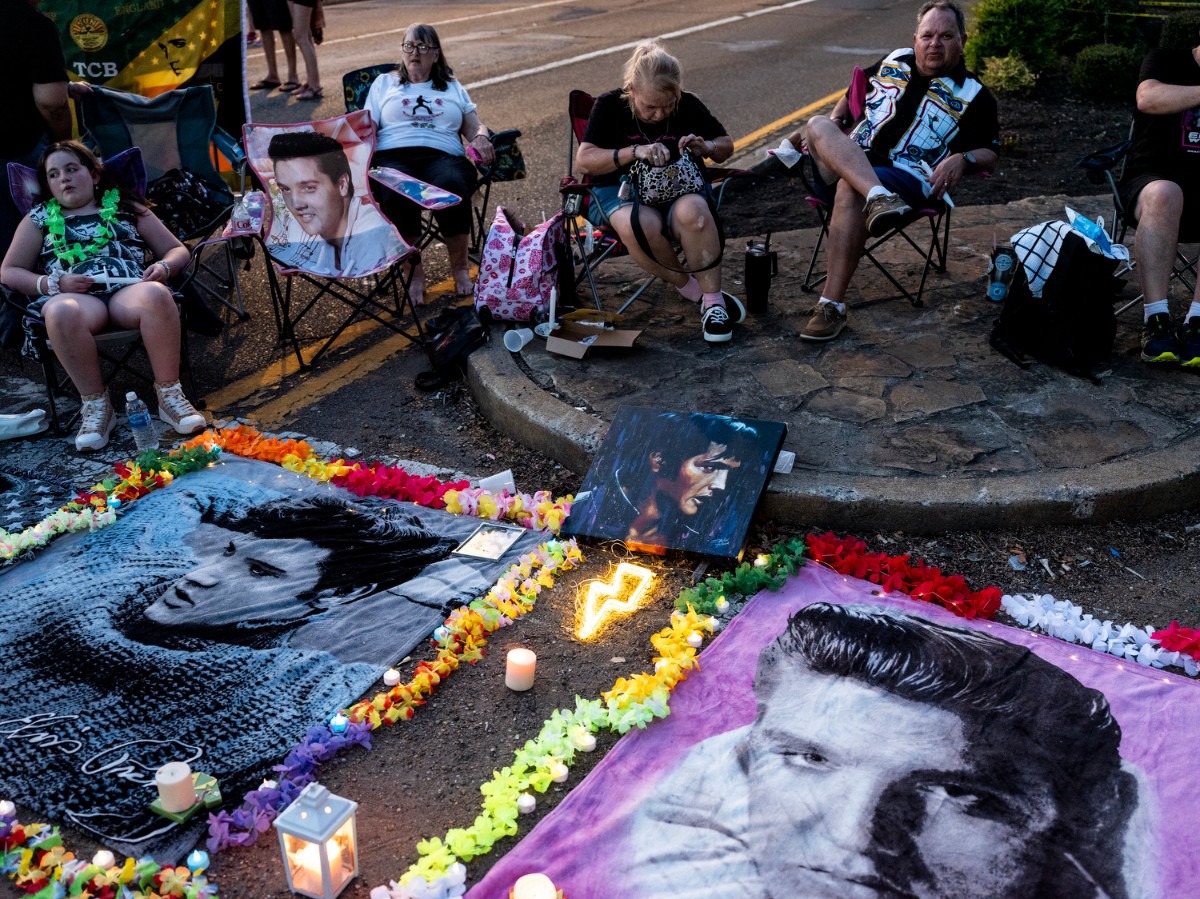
[[125, 391, 158, 452]]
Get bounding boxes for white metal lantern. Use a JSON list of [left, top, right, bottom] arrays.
[[273, 782, 359, 899]]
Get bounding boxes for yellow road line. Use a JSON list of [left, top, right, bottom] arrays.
[[212, 93, 844, 421], [733, 89, 843, 153]]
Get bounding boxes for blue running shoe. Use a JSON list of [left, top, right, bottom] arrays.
[[1180, 317, 1200, 369], [1141, 313, 1180, 363]]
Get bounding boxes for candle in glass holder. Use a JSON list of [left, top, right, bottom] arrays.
[[505, 648, 537, 691], [155, 762, 197, 813]]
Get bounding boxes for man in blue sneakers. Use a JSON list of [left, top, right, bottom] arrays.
[[1120, 33, 1200, 367]]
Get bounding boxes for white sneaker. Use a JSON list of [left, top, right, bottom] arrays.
[[155, 382, 206, 435], [76, 393, 115, 452]]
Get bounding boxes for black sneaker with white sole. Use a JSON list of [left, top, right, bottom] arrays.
[[702, 303, 734, 343]]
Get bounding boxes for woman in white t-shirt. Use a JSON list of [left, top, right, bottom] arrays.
[[365, 24, 495, 301]]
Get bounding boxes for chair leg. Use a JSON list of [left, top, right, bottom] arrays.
[[802, 220, 830, 293]]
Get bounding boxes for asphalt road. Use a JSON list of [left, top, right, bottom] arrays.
[[249, 0, 927, 222]]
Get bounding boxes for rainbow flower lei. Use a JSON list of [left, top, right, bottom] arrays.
[[2, 425, 574, 566], [1, 813, 216, 899]]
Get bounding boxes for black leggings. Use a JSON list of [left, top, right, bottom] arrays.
[[372, 146, 477, 242]]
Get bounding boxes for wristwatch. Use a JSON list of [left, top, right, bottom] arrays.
[[963, 150, 978, 170]]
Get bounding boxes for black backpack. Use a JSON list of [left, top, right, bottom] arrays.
[[989, 228, 1122, 382]]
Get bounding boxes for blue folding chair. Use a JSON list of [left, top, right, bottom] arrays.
[[78, 84, 250, 319]]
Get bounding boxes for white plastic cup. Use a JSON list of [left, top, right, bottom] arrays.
[[504, 328, 534, 352]]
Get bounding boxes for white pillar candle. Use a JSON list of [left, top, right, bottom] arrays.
[[687, 632, 704, 649], [512, 872, 558, 899], [155, 761, 197, 813], [383, 668, 401, 687], [547, 287, 557, 329], [506, 648, 537, 691], [516, 792, 537, 814], [92, 850, 115, 869]]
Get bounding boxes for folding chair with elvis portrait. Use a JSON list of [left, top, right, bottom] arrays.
[[1078, 123, 1198, 318], [4, 149, 199, 434], [559, 89, 747, 314], [77, 84, 250, 321], [342, 63, 526, 260], [798, 67, 951, 309], [243, 110, 433, 370]]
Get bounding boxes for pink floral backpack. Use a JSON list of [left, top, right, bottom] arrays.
[[474, 207, 567, 323]]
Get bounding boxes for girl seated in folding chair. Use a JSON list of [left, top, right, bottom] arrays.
[[1, 140, 205, 452], [574, 40, 744, 343]]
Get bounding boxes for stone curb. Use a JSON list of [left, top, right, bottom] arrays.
[[466, 275, 1200, 536]]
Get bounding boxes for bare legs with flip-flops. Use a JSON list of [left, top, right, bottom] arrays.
[[287, 0, 322, 100]]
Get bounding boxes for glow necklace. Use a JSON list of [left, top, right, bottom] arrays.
[[46, 188, 120, 266]]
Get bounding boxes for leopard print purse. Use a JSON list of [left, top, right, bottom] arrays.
[[630, 149, 706, 206]]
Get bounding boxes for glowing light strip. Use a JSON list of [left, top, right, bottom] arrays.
[[577, 562, 655, 640]]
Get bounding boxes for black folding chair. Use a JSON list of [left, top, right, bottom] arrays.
[[242, 112, 428, 370], [78, 84, 249, 320], [798, 170, 951, 308], [1079, 124, 1197, 317]]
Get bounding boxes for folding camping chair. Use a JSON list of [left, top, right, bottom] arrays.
[[797, 67, 950, 308], [799, 178, 951, 308], [1078, 125, 1198, 317], [242, 111, 428, 370], [342, 64, 525, 259], [4, 149, 199, 434], [560, 89, 745, 312], [77, 84, 250, 319]]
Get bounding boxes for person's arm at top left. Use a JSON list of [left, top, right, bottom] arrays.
[[33, 80, 72, 141]]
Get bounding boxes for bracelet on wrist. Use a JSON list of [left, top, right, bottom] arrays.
[[613, 147, 621, 168], [47, 269, 63, 296], [157, 259, 172, 277], [36, 275, 47, 295]]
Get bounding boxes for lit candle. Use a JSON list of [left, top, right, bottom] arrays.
[[715, 597, 729, 613], [186, 849, 209, 875], [505, 648, 537, 691], [511, 872, 558, 899], [547, 287, 557, 329], [687, 632, 704, 649], [260, 779, 278, 790], [550, 762, 569, 783], [92, 850, 115, 869], [329, 713, 349, 734], [0, 800, 14, 817], [383, 668, 401, 687], [155, 762, 197, 814], [573, 729, 597, 752], [516, 792, 537, 814]]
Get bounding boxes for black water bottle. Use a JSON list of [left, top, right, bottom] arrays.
[[744, 236, 777, 314]]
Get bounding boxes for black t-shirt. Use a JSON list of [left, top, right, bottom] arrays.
[[1125, 48, 1200, 184], [581, 88, 726, 188], [0, 0, 67, 158]]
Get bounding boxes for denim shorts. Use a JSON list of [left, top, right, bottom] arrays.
[[811, 163, 927, 209]]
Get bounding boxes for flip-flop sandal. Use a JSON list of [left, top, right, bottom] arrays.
[[278, 81, 302, 92], [249, 78, 281, 90], [295, 87, 325, 101]]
